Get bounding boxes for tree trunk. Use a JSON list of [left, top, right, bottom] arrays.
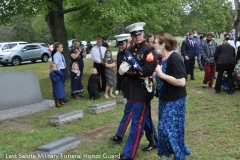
[[45, 1, 70, 72], [233, 0, 240, 34]]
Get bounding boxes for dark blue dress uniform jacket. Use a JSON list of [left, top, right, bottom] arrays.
[[122, 41, 157, 102]]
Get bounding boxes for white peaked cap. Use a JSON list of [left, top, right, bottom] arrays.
[[125, 22, 146, 35], [114, 34, 131, 45], [114, 34, 131, 41]]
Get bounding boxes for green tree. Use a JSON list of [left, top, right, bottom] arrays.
[[182, 0, 233, 36]]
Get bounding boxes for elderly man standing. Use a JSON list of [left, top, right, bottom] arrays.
[[90, 38, 107, 92], [116, 22, 157, 160]]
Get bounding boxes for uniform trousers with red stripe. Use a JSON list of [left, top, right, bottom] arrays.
[[119, 100, 155, 159]]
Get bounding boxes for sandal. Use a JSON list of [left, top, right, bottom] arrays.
[[104, 94, 109, 99], [110, 94, 115, 98]]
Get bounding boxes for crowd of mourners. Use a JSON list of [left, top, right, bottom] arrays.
[[47, 22, 239, 160], [181, 29, 240, 94]]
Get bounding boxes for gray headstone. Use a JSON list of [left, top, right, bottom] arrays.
[[50, 110, 83, 126], [36, 136, 80, 155], [0, 70, 43, 111], [88, 101, 116, 114], [0, 99, 55, 121], [116, 97, 127, 104]]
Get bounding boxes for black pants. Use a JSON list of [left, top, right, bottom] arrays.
[[94, 62, 106, 91], [215, 63, 235, 92], [184, 58, 195, 78], [116, 73, 123, 91]]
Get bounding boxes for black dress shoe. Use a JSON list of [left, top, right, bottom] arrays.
[[142, 145, 157, 151], [215, 90, 220, 93], [110, 135, 122, 142], [190, 77, 195, 80], [116, 154, 132, 160], [229, 91, 234, 94]]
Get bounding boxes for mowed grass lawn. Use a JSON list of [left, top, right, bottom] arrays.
[[0, 40, 240, 160]]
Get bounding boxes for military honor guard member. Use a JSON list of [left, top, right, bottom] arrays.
[[115, 22, 158, 160]]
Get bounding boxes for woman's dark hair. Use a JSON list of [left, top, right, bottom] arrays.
[[146, 33, 154, 43], [156, 32, 177, 51], [104, 49, 112, 58], [224, 33, 231, 38]]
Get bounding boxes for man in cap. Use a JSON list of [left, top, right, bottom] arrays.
[[115, 22, 158, 160], [110, 34, 157, 154], [114, 34, 131, 95]]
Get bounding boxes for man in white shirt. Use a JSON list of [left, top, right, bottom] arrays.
[[91, 38, 107, 91]]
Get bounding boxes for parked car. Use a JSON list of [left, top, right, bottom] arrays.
[[0, 43, 51, 66], [36, 43, 52, 52], [0, 41, 28, 51]]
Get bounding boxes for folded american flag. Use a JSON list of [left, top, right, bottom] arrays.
[[124, 50, 143, 71]]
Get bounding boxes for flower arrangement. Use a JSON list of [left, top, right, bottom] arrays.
[[233, 62, 240, 89]]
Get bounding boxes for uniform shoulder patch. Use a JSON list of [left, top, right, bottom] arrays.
[[146, 52, 154, 62]]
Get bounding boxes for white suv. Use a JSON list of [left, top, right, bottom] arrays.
[[0, 41, 28, 51]]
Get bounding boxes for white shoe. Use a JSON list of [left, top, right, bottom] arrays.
[[202, 84, 206, 88], [115, 90, 119, 95]]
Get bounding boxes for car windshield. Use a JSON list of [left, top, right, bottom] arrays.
[[10, 45, 23, 51]]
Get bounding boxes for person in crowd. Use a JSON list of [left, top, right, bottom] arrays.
[[49, 62, 66, 107], [70, 62, 82, 100], [153, 37, 163, 97], [236, 39, 240, 64], [154, 32, 191, 160], [69, 40, 85, 97], [193, 30, 203, 71], [91, 38, 107, 92], [51, 42, 57, 61], [103, 49, 116, 98], [200, 32, 218, 88], [223, 33, 236, 50], [214, 37, 236, 94], [231, 29, 238, 45], [53, 42, 68, 103], [87, 68, 100, 100], [180, 32, 189, 58], [114, 34, 132, 96], [102, 39, 109, 49], [115, 22, 157, 160], [236, 36, 240, 50], [146, 33, 155, 46], [181, 32, 197, 80], [110, 33, 157, 155]]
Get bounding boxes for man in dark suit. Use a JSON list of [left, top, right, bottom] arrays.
[[231, 29, 238, 45], [182, 32, 197, 80]]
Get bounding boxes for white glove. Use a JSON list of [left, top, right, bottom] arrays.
[[115, 90, 119, 95], [119, 61, 130, 75]]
